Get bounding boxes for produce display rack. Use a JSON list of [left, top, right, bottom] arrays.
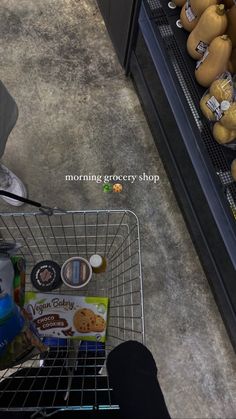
[[149, 0, 236, 192], [129, 0, 236, 349]]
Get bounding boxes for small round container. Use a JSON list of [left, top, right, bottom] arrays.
[[89, 254, 107, 274], [61, 257, 92, 289], [31, 260, 62, 292]]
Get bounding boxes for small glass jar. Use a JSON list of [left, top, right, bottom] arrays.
[[89, 254, 107, 274]]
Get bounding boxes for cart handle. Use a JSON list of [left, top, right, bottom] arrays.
[[0, 190, 58, 215]]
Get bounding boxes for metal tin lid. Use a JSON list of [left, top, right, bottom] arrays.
[[31, 260, 62, 292]]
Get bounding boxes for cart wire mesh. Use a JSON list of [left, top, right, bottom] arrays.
[[0, 209, 145, 415]]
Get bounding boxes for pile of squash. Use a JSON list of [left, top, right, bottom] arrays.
[[175, 0, 236, 84], [174, 0, 236, 152], [200, 74, 236, 145]]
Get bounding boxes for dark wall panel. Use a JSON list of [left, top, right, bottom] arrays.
[[97, 0, 136, 66]]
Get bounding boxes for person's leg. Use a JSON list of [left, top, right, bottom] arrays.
[[0, 81, 27, 206], [0, 80, 18, 159], [0, 165, 27, 206], [107, 341, 171, 419]]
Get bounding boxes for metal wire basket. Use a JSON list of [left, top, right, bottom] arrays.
[[0, 192, 145, 417]]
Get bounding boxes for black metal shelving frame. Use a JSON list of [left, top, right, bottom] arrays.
[[129, 0, 236, 349]]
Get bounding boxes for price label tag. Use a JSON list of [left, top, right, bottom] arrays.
[[196, 49, 209, 69], [196, 40, 208, 55], [185, 4, 196, 22], [206, 96, 223, 120]]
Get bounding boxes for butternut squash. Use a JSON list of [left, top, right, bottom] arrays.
[[195, 35, 232, 87], [180, 0, 218, 32], [226, 5, 236, 49], [221, 102, 236, 130], [187, 4, 228, 60], [173, 0, 186, 6], [213, 122, 236, 143], [228, 48, 236, 74], [231, 159, 236, 181]]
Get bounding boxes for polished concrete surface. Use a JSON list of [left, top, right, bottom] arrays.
[[0, 0, 235, 417]]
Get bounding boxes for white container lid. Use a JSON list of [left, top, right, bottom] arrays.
[[89, 254, 103, 268], [61, 257, 92, 289], [221, 100, 230, 111]]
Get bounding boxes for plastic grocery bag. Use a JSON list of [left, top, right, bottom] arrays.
[[0, 308, 48, 370], [200, 72, 236, 148], [200, 72, 234, 121]]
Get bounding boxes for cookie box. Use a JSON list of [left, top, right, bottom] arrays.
[[24, 292, 109, 343]]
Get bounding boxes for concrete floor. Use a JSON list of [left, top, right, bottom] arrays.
[[0, 0, 236, 417]]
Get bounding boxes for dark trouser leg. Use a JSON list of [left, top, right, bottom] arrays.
[[107, 341, 171, 419], [0, 80, 18, 159]]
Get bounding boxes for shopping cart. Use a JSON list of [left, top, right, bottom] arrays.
[[0, 191, 145, 418]]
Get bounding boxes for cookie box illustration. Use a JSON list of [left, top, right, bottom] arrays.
[[24, 292, 109, 342]]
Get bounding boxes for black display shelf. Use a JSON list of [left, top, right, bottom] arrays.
[[129, 0, 236, 349], [97, 0, 141, 69], [154, 0, 236, 164], [145, 0, 236, 206], [98, 0, 236, 349]]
